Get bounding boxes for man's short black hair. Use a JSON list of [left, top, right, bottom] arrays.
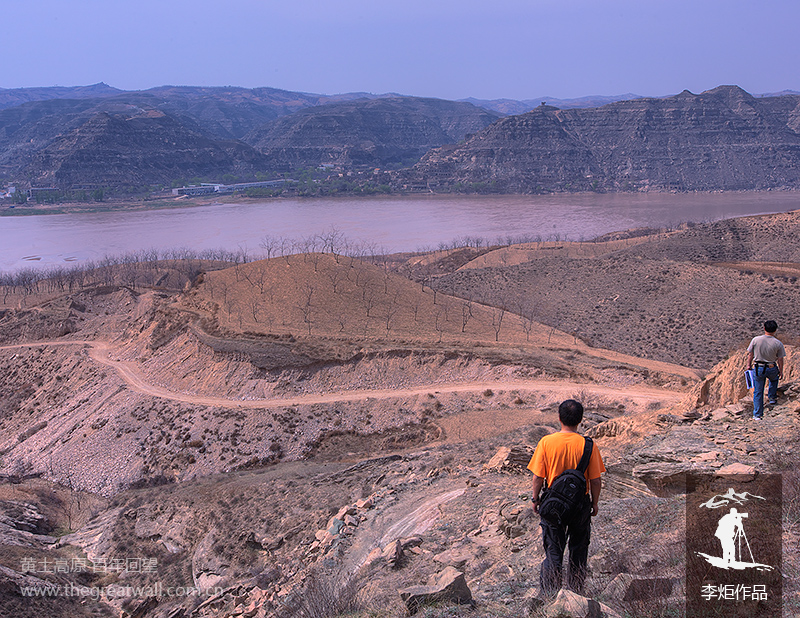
[[559, 399, 584, 427], [764, 320, 778, 333]]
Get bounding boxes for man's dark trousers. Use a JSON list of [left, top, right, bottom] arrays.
[[539, 495, 592, 595]]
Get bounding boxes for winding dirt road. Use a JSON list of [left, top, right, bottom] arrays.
[[1, 339, 685, 409]]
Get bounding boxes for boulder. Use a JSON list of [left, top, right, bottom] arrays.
[[716, 462, 757, 481], [363, 546, 383, 566], [401, 536, 423, 549], [382, 539, 404, 569], [355, 497, 374, 509], [544, 589, 622, 618], [326, 517, 346, 536], [398, 566, 472, 614]]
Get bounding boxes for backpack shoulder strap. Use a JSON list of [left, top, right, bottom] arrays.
[[577, 437, 593, 474]]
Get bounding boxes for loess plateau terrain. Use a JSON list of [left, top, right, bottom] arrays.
[[1, 210, 799, 618]]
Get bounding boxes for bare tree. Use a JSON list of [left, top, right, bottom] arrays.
[[260, 236, 279, 260], [362, 284, 378, 317], [299, 283, 315, 335], [324, 263, 345, 294], [249, 297, 262, 323], [433, 308, 445, 343], [520, 308, 535, 342], [491, 305, 505, 342], [320, 226, 346, 262], [382, 296, 401, 334], [460, 299, 473, 333]]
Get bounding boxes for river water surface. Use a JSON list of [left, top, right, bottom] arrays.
[[1, 192, 798, 272]]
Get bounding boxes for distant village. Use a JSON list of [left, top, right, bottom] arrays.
[[170, 179, 289, 196]]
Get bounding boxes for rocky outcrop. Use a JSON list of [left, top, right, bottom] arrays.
[[484, 444, 536, 473], [691, 347, 798, 408], [407, 86, 800, 193], [0, 500, 57, 547]]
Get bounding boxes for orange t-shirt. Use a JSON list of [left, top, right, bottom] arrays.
[[527, 432, 605, 492]]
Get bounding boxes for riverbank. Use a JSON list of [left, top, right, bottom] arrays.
[[0, 195, 215, 216], [4, 188, 800, 218]]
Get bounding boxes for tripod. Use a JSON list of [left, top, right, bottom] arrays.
[[733, 523, 755, 564]]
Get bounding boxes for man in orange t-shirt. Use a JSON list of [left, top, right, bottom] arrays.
[[528, 399, 605, 595]]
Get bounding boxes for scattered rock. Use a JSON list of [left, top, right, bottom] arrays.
[[498, 502, 531, 538], [398, 566, 473, 614], [124, 596, 159, 618], [484, 445, 535, 473], [192, 529, 230, 589], [355, 497, 374, 509], [691, 451, 722, 463], [0, 500, 48, 534], [710, 408, 731, 422], [382, 539, 404, 569], [716, 463, 757, 481], [543, 588, 622, 618], [335, 504, 357, 519]]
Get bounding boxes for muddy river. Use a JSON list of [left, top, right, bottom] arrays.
[[1, 192, 798, 271]]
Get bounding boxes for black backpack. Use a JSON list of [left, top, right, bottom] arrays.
[[538, 437, 593, 525]]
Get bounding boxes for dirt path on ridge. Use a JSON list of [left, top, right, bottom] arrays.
[[0, 340, 685, 409]]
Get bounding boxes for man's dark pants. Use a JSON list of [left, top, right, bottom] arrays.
[[539, 496, 592, 595]]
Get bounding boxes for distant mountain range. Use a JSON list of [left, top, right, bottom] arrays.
[[0, 85, 500, 189], [1, 83, 799, 193], [405, 85, 800, 193]]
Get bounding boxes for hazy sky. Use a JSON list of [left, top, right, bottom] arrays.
[[3, 0, 798, 100]]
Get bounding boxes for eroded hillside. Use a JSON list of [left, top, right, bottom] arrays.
[[428, 211, 800, 368], [1, 212, 799, 617]]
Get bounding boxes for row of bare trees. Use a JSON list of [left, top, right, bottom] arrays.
[[1, 227, 560, 344], [0, 247, 255, 304]]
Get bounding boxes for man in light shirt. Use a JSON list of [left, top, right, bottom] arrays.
[[747, 320, 786, 420]]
